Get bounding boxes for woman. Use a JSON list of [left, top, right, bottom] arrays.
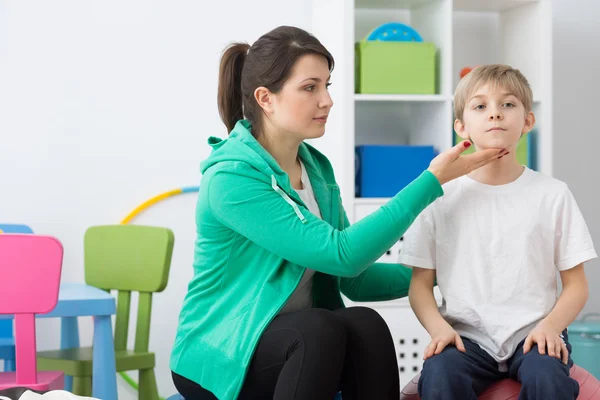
[[170, 25, 507, 400]]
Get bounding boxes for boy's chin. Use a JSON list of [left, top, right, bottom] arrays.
[[472, 139, 517, 150]]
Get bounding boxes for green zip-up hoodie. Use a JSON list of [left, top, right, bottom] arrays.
[[170, 120, 443, 399]]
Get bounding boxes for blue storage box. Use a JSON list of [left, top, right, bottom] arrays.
[[356, 145, 437, 198]]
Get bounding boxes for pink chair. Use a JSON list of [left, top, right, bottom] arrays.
[[0, 234, 65, 390]]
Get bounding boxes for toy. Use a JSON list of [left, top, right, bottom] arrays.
[[366, 22, 423, 42]]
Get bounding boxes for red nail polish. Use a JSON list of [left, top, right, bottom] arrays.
[[464, 142, 471, 148]]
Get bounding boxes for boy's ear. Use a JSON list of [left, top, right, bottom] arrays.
[[454, 118, 469, 139], [522, 111, 536, 134]]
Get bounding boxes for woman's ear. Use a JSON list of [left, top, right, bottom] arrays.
[[454, 118, 469, 139], [254, 86, 274, 114]]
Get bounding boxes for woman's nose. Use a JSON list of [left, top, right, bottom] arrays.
[[320, 92, 333, 109]]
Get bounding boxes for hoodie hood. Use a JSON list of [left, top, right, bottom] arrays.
[[201, 119, 334, 196], [200, 120, 338, 224]]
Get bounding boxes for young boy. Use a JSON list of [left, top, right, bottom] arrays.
[[398, 64, 596, 400]]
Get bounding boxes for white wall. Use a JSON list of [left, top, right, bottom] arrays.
[[0, 1, 312, 398], [552, 0, 600, 315]]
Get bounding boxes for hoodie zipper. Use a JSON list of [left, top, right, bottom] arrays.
[[271, 175, 307, 224]]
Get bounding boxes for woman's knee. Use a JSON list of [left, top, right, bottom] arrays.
[[293, 308, 347, 349], [338, 306, 392, 337]]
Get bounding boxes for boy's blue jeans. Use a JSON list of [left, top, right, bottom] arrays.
[[418, 329, 579, 400]]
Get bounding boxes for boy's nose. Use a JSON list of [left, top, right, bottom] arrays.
[[488, 112, 503, 120]]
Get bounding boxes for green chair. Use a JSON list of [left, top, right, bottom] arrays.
[[37, 225, 175, 399]]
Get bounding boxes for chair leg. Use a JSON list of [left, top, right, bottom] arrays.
[[72, 376, 93, 397], [139, 368, 159, 400]]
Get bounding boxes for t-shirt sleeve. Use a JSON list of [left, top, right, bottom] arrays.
[[397, 202, 437, 269], [554, 186, 597, 271]]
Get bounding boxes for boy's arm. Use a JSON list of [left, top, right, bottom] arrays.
[[396, 202, 465, 358], [523, 263, 589, 363], [410, 267, 466, 359], [545, 263, 589, 331], [524, 186, 597, 363], [409, 267, 444, 332]]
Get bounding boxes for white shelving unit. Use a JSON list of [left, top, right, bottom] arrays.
[[312, 0, 552, 384]]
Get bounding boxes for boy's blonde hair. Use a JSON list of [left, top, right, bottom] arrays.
[[454, 64, 533, 122]]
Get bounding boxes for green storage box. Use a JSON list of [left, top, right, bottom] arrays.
[[355, 40, 436, 94]]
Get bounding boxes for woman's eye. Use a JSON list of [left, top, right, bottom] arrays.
[[326, 82, 332, 89], [305, 85, 315, 92]]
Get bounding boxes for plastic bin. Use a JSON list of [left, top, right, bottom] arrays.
[[355, 40, 436, 94], [355, 145, 436, 198], [569, 314, 600, 378]]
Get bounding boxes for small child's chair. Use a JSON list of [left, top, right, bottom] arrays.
[[400, 364, 600, 399], [0, 224, 34, 373], [37, 225, 174, 399], [0, 233, 65, 390]]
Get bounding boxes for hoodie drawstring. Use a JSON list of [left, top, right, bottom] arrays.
[[271, 175, 307, 224]]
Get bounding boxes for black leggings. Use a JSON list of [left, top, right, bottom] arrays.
[[172, 306, 400, 400]]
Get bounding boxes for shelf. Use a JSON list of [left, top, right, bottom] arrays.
[[453, 0, 538, 12], [355, 0, 439, 10], [355, 94, 451, 102]]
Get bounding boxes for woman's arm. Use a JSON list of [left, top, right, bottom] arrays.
[[207, 167, 442, 278], [340, 262, 412, 301]]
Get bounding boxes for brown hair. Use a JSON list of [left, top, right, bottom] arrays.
[[217, 26, 335, 136], [454, 64, 533, 122]]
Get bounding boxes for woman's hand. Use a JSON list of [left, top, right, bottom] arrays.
[[423, 322, 467, 360], [428, 141, 509, 185]]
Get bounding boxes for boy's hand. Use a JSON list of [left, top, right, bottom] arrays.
[[523, 320, 569, 364], [424, 322, 466, 359]]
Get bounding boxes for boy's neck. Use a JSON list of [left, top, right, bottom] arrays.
[[467, 155, 525, 186]]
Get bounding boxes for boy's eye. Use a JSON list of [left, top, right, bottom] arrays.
[[474, 104, 485, 110], [503, 102, 515, 107]]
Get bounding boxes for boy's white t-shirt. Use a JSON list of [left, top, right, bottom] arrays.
[[398, 167, 597, 366]]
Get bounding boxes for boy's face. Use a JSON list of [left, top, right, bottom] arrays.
[[454, 83, 535, 152]]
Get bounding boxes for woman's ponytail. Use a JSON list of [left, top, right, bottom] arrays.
[[217, 42, 250, 133]]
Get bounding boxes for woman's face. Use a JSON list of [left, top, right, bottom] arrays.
[[265, 54, 334, 142]]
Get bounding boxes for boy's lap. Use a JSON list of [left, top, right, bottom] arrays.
[[420, 337, 499, 376], [420, 335, 573, 382], [509, 342, 572, 379]]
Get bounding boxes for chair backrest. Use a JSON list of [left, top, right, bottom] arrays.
[[83, 225, 174, 353], [0, 234, 63, 385], [0, 224, 34, 340], [0, 224, 34, 234]]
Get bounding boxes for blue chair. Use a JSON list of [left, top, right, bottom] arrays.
[[0, 223, 34, 372]]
